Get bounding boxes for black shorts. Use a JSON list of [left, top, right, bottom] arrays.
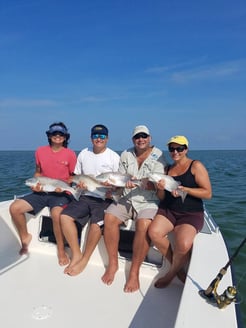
[[61, 195, 113, 227], [156, 207, 204, 232], [22, 192, 72, 214]]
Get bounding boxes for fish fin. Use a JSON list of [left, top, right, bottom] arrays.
[[132, 179, 143, 187], [138, 178, 149, 189]]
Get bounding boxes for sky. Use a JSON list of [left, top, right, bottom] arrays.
[[1, 0, 246, 151]]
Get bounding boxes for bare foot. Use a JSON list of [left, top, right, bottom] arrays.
[[58, 252, 70, 266], [101, 264, 118, 285], [19, 234, 32, 255], [177, 268, 187, 283], [65, 257, 89, 276], [124, 274, 139, 293], [154, 273, 174, 289], [64, 254, 83, 274]]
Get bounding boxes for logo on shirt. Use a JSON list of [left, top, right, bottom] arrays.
[[57, 161, 69, 166], [150, 153, 158, 160]]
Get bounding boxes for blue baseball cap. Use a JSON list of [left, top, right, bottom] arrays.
[[46, 125, 68, 135]]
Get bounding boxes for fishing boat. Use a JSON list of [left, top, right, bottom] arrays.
[[0, 197, 242, 328]]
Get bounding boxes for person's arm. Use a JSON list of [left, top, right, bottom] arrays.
[[178, 160, 212, 199], [34, 164, 42, 177], [155, 179, 166, 200]]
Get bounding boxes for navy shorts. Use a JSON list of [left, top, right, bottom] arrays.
[[156, 207, 204, 232], [61, 195, 113, 227], [22, 192, 72, 214]]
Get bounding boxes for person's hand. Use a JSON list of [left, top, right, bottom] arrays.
[[156, 179, 165, 191], [67, 176, 74, 184], [101, 180, 112, 187], [105, 189, 114, 199], [78, 181, 88, 190], [54, 187, 63, 193], [171, 188, 182, 198], [125, 179, 138, 189], [31, 182, 43, 192]]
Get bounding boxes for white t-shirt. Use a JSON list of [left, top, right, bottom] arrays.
[[74, 147, 120, 197]]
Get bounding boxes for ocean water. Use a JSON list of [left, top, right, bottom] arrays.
[[0, 150, 245, 325]]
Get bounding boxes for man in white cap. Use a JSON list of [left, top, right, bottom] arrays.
[[101, 125, 167, 292]]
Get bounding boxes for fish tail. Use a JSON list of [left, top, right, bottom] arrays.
[[179, 190, 187, 202], [111, 193, 122, 202], [111, 187, 124, 202], [67, 186, 82, 201], [73, 188, 82, 201]]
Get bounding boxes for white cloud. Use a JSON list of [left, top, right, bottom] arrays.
[[146, 59, 246, 84], [171, 61, 243, 83]]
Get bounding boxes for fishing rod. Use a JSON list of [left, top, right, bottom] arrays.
[[199, 237, 246, 309]]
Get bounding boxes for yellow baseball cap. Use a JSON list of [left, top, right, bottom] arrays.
[[167, 135, 189, 146]]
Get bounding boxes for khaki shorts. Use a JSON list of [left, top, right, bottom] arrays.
[[105, 197, 158, 225]]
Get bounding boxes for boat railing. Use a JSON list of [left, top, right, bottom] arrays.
[[202, 206, 219, 234]]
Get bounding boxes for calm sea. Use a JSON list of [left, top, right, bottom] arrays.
[[0, 150, 245, 325]]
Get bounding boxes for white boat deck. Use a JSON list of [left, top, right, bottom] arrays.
[[0, 200, 183, 328], [0, 250, 183, 327], [175, 232, 239, 327], [0, 200, 240, 328]]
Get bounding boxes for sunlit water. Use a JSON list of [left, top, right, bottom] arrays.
[[0, 150, 245, 325]]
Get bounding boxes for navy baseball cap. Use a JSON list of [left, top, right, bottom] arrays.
[[91, 124, 108, 136]]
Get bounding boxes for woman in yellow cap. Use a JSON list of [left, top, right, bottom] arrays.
[[148, 135, 212, 288]]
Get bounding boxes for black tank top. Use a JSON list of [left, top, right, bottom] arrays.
[[159, 160, 203, 212]]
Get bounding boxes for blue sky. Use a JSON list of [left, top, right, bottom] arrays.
[[1, 0, 246, 151]]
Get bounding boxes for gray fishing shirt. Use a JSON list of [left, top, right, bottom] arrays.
[[118, 146, 167, 212]]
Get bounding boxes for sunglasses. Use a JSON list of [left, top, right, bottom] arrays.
[[133, 133, 149, 140], [92, 134, 107, 140], [168, 145, 187, 153]]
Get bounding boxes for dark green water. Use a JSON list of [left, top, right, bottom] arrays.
[[0, 150, 245, 325]]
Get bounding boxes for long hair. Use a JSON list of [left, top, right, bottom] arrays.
[[46, 122, 70, 148]]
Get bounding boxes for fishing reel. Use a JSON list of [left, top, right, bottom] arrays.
[[215, 286, 237, 309], [200, 283, 237, 309], [199, 237, 245, 310]]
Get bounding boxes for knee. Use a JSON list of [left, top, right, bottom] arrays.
[[60, 214, 69, 225], [176, 239, 193, 254], [51, 212, 61, 224], [9, 202, 15, 215], [136, 219, 151, 234], [9, 200, 23, 216], [104, 214, 120, 227], [148, 225, 161, 242]]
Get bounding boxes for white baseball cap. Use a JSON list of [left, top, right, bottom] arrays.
[[132, 125, 150, 137]]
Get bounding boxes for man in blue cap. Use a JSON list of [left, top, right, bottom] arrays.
[[60, 124, 120, 276]]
